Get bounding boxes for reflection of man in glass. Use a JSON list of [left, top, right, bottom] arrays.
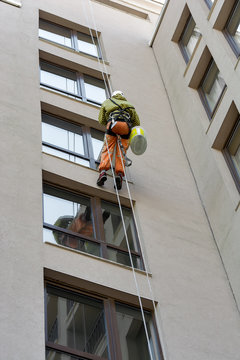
[[54, 206, 93, 250], [53, 207, 110, 250]]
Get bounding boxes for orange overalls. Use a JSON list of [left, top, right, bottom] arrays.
[[99, 121, 130, 176]]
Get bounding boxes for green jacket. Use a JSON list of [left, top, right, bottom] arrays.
[[98, 94, 140, 127]]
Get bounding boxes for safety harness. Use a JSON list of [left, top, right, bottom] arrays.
[[106, 97, 134, 167], [106, 98, 135, 139]]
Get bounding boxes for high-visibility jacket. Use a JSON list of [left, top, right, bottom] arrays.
[[98, 94, 140, 127]]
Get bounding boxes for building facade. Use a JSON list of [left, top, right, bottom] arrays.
[[0, 0, 240, 359]]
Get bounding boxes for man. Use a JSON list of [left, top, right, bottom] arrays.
[[97, 90, 140, 190]]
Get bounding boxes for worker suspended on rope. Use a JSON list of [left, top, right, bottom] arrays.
[[97, 90, 140, 190]]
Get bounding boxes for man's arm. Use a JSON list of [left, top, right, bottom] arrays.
[[98, 104, 107, 125]]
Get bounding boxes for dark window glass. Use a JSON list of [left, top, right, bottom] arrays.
[[199, 59, 226, 117], [45, 285, 162, 360], [40, 61, 107, 104], [77, 32, 101, 58], [39, 19, 102, 58], [224, 118, 240, 191], [179, 15, 201, 62], [225, 0, 240, 56], [41, 113, 104, 169], [84, 75, 107, 105], [115, 303, 160, 360], [40, 61, 79, 98], [46, 285, 109, 359], [43, 185, 143, 269], [39, 19, 72, 47]]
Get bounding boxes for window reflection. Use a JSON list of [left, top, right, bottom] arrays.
[[84, 75, 107, 104], [226, 119, 240, 179], [180, 15, 201, 61], [41, 113, 103, 169], [46, 286, 109, 359], [101, 201, 138, 252], [39, 19, 102, 59], [225, 0, 240, 54], [39, 19, 72, 47], [115, 303, 160, 360], [90, 128, 104, 162], [77, 32, 99, 57], [40, 62, 78, 95], [43, 185, 95, 239], [200, 60, 226, 115]]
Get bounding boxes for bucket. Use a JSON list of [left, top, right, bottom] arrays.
[[129, 126, 147, 155]]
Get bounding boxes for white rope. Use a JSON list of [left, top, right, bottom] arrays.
[[81, 2, 158, 358], [117, 140, 168, 360], [104, 135, 154, 360], [80, 0, 111, 95]]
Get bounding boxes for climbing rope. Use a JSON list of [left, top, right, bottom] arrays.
[[80, 2, 167, 359]]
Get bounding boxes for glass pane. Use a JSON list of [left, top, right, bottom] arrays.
[[42, 145, 90, 167], [42, 114, 85, 155], [84, 75, 106, 104], [226, 1, 240, 50], [201, 61, 226, 113], [40, 62, 78, 95], [227, 120, 240, 176], [107, 247, 142, 269], [43, 185, 95, 239], [39, 19, 72, 48], [181, 16, 201, 60], [77, 32, 99, 57], [43, 227, 100, 256], [46, 286, 109, 359], [90, 129, 104, 161], [101, 201, 138, 252], [115, 303, 160, 360]]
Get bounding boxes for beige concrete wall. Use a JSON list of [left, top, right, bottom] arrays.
[[1, 0, 240, 359], [152, 0, 240, 357], [0, 0, 45, 359]]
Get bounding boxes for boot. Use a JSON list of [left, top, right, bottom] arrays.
[[115, 173, 123, 190], [97, 171, 107, 186]]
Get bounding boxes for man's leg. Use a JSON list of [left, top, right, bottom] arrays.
[[97, 134, 116, 186], [115, 138, 130, 190]]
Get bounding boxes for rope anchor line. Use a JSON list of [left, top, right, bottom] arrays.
[[82, 1, 168, 359]]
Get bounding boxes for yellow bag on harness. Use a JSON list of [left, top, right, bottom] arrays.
[[129, 126, 147, 155]]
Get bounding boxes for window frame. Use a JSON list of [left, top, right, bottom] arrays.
[[179, 14, 201, 63], [41, 112, 104, 169], [39, 60, 109, 105], [223, 116, 240, 193], [39, 18, 102, 59], [198, 58, 226, 119], [44, 282, 163, 360], [43, 184, 144, 270], [224, 0, 240, 57]]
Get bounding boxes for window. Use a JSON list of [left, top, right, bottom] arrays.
[[204, 0, 215, 9], [198, 59, 226, 117], [43, 185, 143, 269], [223, 117, 240, 192], [39, 19, 102, 58], [45, 284, 161, 360], [42, 113, 104, 169], [179, 15, 201, 62], [224, 0, 240, 56], [40, 60, 108, 105]]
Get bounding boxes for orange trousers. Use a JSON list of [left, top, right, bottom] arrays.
[[99, 122, 130, 176]]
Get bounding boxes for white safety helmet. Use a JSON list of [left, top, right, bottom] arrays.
[[111, 90, 124, 97]]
